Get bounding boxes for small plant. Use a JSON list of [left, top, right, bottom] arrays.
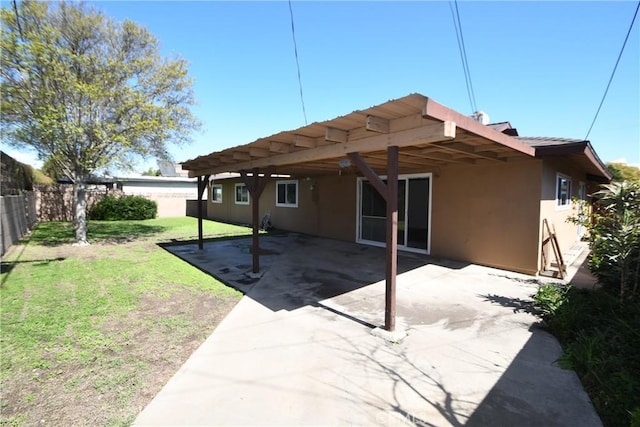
[[532, 283, 568, 317], [89, 195, 157, 221]]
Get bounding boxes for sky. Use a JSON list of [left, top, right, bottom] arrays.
[[2, 1, 639, 172]]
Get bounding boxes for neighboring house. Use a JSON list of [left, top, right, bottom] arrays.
[[57, 167, 201, 218], [115, 175, 199, 218], [182, 93, 611, 276]]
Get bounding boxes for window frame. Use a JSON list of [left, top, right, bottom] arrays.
[[211, 184, 223, 204], [234, 183, 250, 205], [556, 173, 572, 210], [275, 180, 299, 208]]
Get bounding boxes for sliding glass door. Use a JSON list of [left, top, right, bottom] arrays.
[[358, 174, 431, 253]]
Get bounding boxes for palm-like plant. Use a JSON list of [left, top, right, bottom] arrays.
[[588, 181, 640, 301]]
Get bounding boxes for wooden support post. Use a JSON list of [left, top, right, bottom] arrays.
[[385, 146, 399, 332], [197, 176, 203, 250], [348, 150, 398, 332], [252, 169, 260, 273], [240, 168, 272, 273], [196, 175, 210, 250]]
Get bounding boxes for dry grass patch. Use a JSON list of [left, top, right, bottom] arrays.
[[1, 218, 246, 426]]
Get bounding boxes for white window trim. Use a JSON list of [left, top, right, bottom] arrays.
[[234, 183, 250, 205], [555, 173, 572, 210], [275, 180, 298, 208], [211, 184, 223, 204]]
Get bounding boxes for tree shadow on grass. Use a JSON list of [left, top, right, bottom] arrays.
[[24, 221, 168, 246]]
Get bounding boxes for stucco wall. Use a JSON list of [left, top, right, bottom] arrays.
[[430, 159, 543, 275], [538, 158, 590, 269], [120, 181, 198, 196], [207, 175, 357, 240], [207, 160, 550, 275], [120, 180, 199, 218]]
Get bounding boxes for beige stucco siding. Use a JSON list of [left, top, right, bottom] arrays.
[[207, 176, 357, 241], [538, 159, 589, 266], [430, 159, 543, 275], [207, 180, 252, 225], [207, 159, 587, 276]]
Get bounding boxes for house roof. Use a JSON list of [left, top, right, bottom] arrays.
[[488, 122, 519, 136], [57, 175, 115, 185], [115, 175, 197, 184], [181, 93, 610, 181], [517, 137, 612, 182], [517, 136, 584, 147]]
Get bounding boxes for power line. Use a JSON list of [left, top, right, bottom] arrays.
[[584, 1, 640, 141], [449, 0, 477, 114], [288, 0, 308, 125]]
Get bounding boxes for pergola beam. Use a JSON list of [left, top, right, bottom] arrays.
[[189, 121, 456, 177], [366, 115, 390, 133], [325, 127, 348, 143], [347, 153, 388, 201], [270, 141, 291, 153], [434, 142, 506, 162], [293, 135, 317, 148], [250, 147, 271, 158]]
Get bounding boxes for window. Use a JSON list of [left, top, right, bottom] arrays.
[[235, 183, 249, 205], [556, 173, 572, 209], [211, 184, 222, 203], [276, 180, 298, 208]]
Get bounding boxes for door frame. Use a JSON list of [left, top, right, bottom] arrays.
[[356, 173, 432, 254]]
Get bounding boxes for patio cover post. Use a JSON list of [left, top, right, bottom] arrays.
[[347, 149, 398, 332], [196, 174, 210, 250], [385, 146, 398, 332], [240, 168, 272, 273], [251, 170, 260, 273]]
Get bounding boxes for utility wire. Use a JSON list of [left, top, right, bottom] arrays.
[[449, 0, 477, 114], [12, 0, 24, 37], [288, 0, 308, 125], [584, 1, 640, 141]]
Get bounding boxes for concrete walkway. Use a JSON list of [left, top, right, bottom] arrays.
[[134, 234, 601, 426]]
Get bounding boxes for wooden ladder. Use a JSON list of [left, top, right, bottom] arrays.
[[542, 219, 566, 279]]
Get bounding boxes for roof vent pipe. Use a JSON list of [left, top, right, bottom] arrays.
[[471, 111, 490, 125]]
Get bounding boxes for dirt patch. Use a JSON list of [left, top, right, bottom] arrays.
[[1, 285, 240, 426]]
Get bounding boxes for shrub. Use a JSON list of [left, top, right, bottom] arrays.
[[570, 180, 640, 302], [89, 195, 157, 220], [533, 285, 640, 426]]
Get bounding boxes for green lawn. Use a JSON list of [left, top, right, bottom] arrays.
[[0, 218, 248, 426]]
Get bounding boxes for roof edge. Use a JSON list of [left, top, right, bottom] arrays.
[[533, 141, 612, 181]]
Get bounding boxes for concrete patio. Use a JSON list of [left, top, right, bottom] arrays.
[[134, 233, 601, 426]]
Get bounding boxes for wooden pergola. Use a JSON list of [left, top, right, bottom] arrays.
[[183, 94, 535, 331]]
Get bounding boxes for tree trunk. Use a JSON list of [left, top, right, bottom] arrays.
[[73, 181, 89, 245]]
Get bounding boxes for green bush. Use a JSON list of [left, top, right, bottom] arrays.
[[89, 195, 157, 220], [570, 180, 640, 302]]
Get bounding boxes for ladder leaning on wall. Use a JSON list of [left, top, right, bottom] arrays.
[[541, 219, 566, 279]]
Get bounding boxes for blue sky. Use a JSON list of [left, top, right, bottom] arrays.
[[3, 1, 639, 170]]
